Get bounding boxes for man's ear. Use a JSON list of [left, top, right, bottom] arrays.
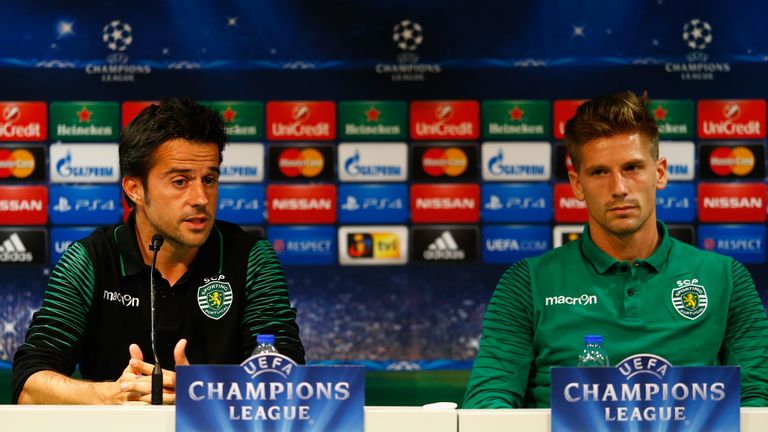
[[122, 176, 144, 206], [568, 169, 585, 201], [656, 156, 669, 191]]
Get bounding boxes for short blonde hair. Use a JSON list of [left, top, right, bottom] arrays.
[[564, 91, 659, 171]]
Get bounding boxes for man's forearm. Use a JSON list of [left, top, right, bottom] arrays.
[[18, 370, 118, 405]]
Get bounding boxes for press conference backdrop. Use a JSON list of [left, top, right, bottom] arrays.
[[1, 0, 768, 405]]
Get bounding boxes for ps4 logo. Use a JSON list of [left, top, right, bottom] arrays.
[[341, 196, 404, 212], [53, 196, 117, 212], [484, 195, 546, 210], [219, 198, 260, 211], [657, 197, 691, 209]]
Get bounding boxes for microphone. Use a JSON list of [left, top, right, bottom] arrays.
[[149, 234, 164, 405]]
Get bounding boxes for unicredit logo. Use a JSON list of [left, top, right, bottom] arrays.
[[410, 101, 478, 139], [723, 104, 740, 120], [708, 146, 755, 176], [3, 105, 20, 122], [415, 121, 474, 137], [292, 104, 310, 121], [267, 102, 335, 140], [0, 104, 43, 140], [422, 147, 467, 176], [698, 100, 766, 139], [435, 105, 453, 121]]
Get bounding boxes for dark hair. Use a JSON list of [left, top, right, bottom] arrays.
[[564, 91, 659, 171], [119, 97, 227, 207]]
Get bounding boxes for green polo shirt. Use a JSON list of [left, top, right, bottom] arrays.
[[464, 221, 768, 408]]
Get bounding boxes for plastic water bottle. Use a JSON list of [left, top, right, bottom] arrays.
[[577, 334, 609, 367], [253, 334, 278, 356]]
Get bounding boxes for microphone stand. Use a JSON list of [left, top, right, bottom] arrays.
[[149, 234, 164, 405]]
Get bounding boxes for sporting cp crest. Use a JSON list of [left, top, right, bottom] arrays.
[[197, 276, 233, 320], [671, 280, 708, 320]]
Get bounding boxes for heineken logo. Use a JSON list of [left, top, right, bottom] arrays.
[[671, 279, 707, 320], [197, 275, 233, 320]]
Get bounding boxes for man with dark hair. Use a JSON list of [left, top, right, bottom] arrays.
[[464, 91, 768, 408], [13, 98, 304, 404]]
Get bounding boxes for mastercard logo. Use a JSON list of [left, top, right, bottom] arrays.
[[709, 146, 755, 176], [278, 148, 325, 177], [422, 147, 468, 177], [0, 148, 36, 179]]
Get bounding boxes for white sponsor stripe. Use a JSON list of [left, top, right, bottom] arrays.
[[442, 232, 458, 249]]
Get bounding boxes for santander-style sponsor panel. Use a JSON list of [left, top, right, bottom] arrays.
[[697, 100, 766, 139], [410, 101, 478, 140], [266, 101, 335, 141], [0, 185, 48, 225], [410, 183, 480, 223], [266, 184, 336, 224], [0, 102, 47, 142], [699, 224, 766, 264], [553, 100, 586, 140], [554, 183, 588, 223], [697, 183, 766, 223]]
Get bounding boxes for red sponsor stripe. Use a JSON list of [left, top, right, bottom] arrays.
[[697, 183, 766, 222], [266, 184, 337, 224], [553, 100, 586, 140], [410, 183, 480, 223], [553, 183, 587, 223], [266, 101, 336, 141], [697, 100, 766, 139], [0, 102, 47, 142], [0, 185, 48, 225], [121, 101, 157, 128], [410, 101, 479, 140]]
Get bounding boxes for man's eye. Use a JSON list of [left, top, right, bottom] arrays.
[[203, 176, 218, 185], [173, 179, 186, 186]]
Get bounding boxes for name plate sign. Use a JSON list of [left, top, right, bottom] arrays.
[[176, 353, 364, 431], [551, 354, 739, 432]]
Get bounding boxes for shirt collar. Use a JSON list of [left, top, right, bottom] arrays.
[[580, 220, 672, 274], [114, 212, 224, 277]]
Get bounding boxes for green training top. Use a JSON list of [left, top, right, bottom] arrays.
[[464, 221, 768, 408]]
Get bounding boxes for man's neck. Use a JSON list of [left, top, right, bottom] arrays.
[[588, 220, 661, 263], [134, 215, 199, 286]]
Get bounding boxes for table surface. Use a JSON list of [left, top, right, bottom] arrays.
[[1, 405, 766, 431]]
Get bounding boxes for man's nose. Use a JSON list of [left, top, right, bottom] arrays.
[[609, 172, 629, 197], [188, 181, 209, 206]]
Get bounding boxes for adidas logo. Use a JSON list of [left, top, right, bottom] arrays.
[[423, 231, 465, 260], [0, 233, 33, 262]]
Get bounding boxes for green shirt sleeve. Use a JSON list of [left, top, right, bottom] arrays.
[[721, 260, 768, 407], [11, 242, 95, 403], [242, 239, 305, 364], [463, 260, 534, 408]]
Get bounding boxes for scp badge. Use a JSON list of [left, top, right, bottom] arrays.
[[197, 275, 233, 320], [671, 278, 708, 320]]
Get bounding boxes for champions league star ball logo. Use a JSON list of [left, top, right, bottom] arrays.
[[682, 19, 712, 50], [102, 20, 133, 52], [392, 20, 423, 52]]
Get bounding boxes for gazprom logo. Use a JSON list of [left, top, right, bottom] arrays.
[[49, 144, 119, 183], [56, 150, 113, 178], [481, 142, 551, 181], [343, 150, 402, 177]]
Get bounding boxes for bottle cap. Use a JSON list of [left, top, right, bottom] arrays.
[[257, 334, 275, 345], [584, 334, 603, 344]]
